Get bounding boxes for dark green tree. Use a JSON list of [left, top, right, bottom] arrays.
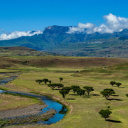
[[99, 109, 112, 121], [108, 106, 110, 110], [83, 86, 94, 95], [42, 79, 49, 84], [48, 80, 51, 84], [77, 89, 85, 96], [48, 83, 64, 90], [100, 89, 115, 99], [116, 82, 122, 87], [35, 80, 43, 84], [59, 89, 69, 98], [57, 83, 64, 89], [59, 77, 63, 83], [62, 87, 71, 93], [48, 84, 56, 90], [110, 81, 116, 86], [71, 85, 80, 94]]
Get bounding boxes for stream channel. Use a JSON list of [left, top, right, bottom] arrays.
[[0, 75, 67, 126]]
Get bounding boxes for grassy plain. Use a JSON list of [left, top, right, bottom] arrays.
[[1, 56, 128, 128], [0, 93, 40, 112]]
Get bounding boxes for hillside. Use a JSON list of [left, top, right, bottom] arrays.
[[0, 56, 128, 69], [1, 26, 128, 57], [0, 47, 55, 56]]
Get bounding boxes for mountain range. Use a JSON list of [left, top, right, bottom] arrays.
[[1, 25, 128, 58]]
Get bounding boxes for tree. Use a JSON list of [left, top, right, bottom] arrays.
[[71, 85, 80, 94], [116, 82, 122, 87], [48, 84, 56, 90], [59, 89, 69, 98], [100, 89, 115, 99], [107, 106, 110, 110], [35, 80, 43, 84], [77, 89, 85, 96], [48, 83, 64, 90], [62, 87, 71, 93], [83, 86, 94, 95], [57, 83, 64, 89], [99, 109, 112, 121], [42, 79, 49, 84], [48, 80, 51, 84], [110, 81, 116, 86], [59, 77, 63, 83]]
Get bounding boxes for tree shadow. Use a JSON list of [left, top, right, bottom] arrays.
[[59, 106, 67, 114], [119, 87, 125, 88], [83, 95, 90, 98], [70, 94, 78, 96], [54, 89, 61, 90], [67, 98, 75, 100], [92, 94, 100, 96], [112, 94, 119, 97], [106, 119, 122, 123], [107, 98, 122, 101]]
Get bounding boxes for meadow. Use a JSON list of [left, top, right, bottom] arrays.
[[1, 56, 128, 128]]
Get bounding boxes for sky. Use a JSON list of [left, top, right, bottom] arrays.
[[0, 0, 128, 40]]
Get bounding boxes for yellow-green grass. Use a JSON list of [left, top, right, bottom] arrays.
[[0, 69, 18, 72], [0, 93, 40, 112], [3, 65, 128, 128]]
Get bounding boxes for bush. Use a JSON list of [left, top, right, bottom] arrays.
[[99, 109, 112, 120]]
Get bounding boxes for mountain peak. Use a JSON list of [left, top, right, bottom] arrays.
[[43, 25, 69, 34]]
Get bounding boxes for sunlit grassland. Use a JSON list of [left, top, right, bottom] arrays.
[[0, 93, 40, 112], [3, 64, 128, 128]]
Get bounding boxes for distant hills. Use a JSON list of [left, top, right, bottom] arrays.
[[0, 47, 55, 56], [1, 25, 128, 57]]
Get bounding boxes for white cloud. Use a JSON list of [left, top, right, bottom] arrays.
[[104, 13, 128, 32], [67, 13, 128, 34], [0, 30, 43, 40], [67, 23, 95, 34], [94, 24, 113, 34]]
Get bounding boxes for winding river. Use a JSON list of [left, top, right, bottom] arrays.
[[0, 76, 67, 125]]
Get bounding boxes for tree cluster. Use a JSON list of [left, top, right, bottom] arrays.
[[36, 78, 50, 84], [58, 85, 94, 99], [36, 77, 64, 85], [48, 83, 64, 90], [110, 81, 122, 87]]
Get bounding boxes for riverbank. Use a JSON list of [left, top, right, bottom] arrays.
[[0, 104, 47, 119], [40, 92, 73, 114], [0, 90, 68, 127], [0, 109, 56, 128]]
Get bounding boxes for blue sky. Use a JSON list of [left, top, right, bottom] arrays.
[[0, 0, 128, 32]]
